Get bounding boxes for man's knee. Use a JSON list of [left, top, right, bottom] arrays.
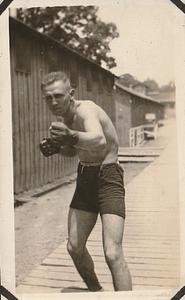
[[104, 242, 123, 263], [67, 240, 84, 258]]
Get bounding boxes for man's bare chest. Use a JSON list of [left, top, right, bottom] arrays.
[[65, 114, 84, 132]]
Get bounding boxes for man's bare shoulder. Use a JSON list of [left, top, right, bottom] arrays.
[[76, 100, 99, 116]]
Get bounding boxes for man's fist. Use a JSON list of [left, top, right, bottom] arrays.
[[50, 122, 70, 141], [40, 121, 79, 157], [50, 122, 79, 146], [40, 138, 61, 157]]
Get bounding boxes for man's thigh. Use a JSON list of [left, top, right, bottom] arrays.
[[98, 164, 125, 219], [68, 208, 98, 248], [101, 213, 124, 246]]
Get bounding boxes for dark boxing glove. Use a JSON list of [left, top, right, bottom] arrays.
[[40, 138, 61, 157]]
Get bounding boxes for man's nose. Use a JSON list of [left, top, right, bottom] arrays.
[[51, 95, 57, 106]]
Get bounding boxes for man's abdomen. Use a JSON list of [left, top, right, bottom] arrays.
[[78, 144, 118, 164]]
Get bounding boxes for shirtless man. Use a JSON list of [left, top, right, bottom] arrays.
[[40, 71, 132, 291]]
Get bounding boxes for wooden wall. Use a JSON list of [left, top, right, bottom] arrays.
[[131, 95, 163, 127], [9, 18, 115, 194], [114, 85, 163, 146], [114, 88, 132, 147]]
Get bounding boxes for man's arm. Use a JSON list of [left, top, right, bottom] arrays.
[[73, 116, 106, 150], [50, 110, 106, 151], [39, 137, 77, 157], [59, 145, 77, 157]]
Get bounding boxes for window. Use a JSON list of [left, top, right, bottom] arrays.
[[86, 68, 92, 91], [98, 73, 103, 93], [15, 32, 31, 73], [47, 45, 59, 72], [70, 60, 78, 88], [107, 76, 113, 94]]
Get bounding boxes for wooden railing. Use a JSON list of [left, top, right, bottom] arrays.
[[129, 125, 145, 147]]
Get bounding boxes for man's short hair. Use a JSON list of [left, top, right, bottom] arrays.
[[41, 71, 71, 91]]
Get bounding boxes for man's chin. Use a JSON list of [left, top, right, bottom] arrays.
[[52, 110, 62, 116]]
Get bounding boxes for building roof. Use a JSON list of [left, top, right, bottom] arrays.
[[148, 90, 175, 103], [131, 82, 149, 89], [10, 16, 117, 79], [115, 82, 162, 105]]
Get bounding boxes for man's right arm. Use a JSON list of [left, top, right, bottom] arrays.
[[72, 112, 106, 151], [39, 138, 77, 157], [59, 145, 77, 157]]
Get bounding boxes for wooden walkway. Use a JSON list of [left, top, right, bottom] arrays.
[[118, 147, 161, 163], [16, 136, 180, 294]]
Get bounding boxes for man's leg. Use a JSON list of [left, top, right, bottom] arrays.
[[67, 208, 102, 291], [101, 214, 132, 291]]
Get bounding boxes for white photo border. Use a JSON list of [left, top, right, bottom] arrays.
[[0, 1, 185, 299]]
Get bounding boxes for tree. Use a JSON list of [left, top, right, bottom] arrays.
[[117, 73, 139, 87], [17, 6, 119, 69], [142, 78, 159, 92], [159, 81, 175, 92]]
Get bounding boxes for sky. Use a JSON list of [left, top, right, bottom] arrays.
[[9, 0, 177, 87], [97, 0, 175, 86]]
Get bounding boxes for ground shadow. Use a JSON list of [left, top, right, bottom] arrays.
[[61, 286, 89, 293]]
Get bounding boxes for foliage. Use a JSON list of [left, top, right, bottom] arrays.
[[159, 81, 175, 92], [17, 6, 119, 69], [118, 73, 175, 94], [117, 73, 139, 87], [142, 78, 159, 92]]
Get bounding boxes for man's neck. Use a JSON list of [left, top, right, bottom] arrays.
[[63, 99, 78, 125]]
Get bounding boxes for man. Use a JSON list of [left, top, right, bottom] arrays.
[[40, 71, 132, 291]]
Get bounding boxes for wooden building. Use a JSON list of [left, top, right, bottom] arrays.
[[131, 82, 149, 95], [149, 90, 176, 119], [9, 17, 164, 194], [9, 17, 115, 194], [114, 82, 164, 146]]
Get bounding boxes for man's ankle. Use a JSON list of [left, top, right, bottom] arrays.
[[89, 286, 104, 292]]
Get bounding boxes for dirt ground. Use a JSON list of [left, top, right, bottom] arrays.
[[14, 121, 173, 286]]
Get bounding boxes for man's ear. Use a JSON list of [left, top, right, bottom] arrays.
[[70, 89, 75, 97]]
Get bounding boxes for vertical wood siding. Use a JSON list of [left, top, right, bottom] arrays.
[[131, 96, 162, 127], [114, 88, 132, 147], [10, 19, 115, 194], [114, 87, 163, 147]]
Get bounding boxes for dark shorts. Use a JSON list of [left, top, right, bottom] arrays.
[[70, 162, 126, 218]]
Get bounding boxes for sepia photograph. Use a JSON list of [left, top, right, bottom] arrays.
[[0, 0, 184, 298]]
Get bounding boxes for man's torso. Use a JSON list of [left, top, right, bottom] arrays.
[[66, 100, 119, 164]]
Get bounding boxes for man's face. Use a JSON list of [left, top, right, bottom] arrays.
[[42, 80, 71, 116]]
